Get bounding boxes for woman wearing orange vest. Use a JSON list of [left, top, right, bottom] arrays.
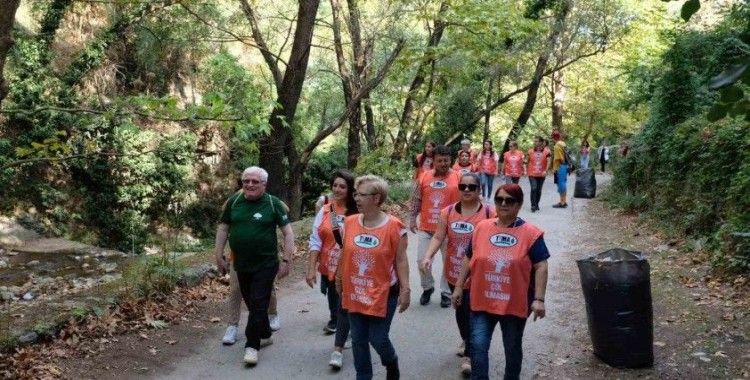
[[502, 141, 525, 185], [419, 173, 496, 376], [453, 150, 478, 176], [451, 184, 549, 380], [526, 136, 550, 212], [477, 140, 499, 202], [413, 141, 436, 180], [306, 169, 358, 369], [337, 175, 410, 380]]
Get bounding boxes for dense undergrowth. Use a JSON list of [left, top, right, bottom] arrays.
[[609, 4, 749, 274]]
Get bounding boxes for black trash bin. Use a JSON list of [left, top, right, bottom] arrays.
[[576, 248, 654, 368], [574, 168, 596, 198]]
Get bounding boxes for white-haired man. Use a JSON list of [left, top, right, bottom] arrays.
[[214, 166, 295, 365]]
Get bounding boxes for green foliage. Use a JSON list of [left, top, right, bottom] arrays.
[[123, 252, 185, 299], [612, 5, 750, 274], [302, 143, 348, 215]]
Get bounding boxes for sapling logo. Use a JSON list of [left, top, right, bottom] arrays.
[[253, 213, 263, 220], [450, 221, 475, 234], [354, 234, 380, 249], [430, 180, 447, 189], [490, 233, 517, 247]]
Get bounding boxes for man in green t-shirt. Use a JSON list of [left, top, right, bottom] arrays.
[[214, 166, 295, 365]]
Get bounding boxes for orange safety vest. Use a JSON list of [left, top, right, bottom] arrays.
[[452, 162, 477, 176], [478, 152, 498, 175], [341, 214, 404, 317], [415, 153, 434, 179], [441, 203, 496, 289], [503, 150, 525, 177], [469, 219, 544, 318], [418, 170, 461, 233], [316, 203, 346, 280], [527, 148, 549, 177]]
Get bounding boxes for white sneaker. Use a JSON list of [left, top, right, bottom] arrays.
[[260, 337, 274, 348], [243, 347, 258, 365], [222, 325, 238, 345], [329, 350, 343, 369], [269, 314, 281, 331]]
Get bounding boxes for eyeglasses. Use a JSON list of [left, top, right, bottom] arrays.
[[494, 196, 519, 206], [458, 184, 479, 192], [242, 179, 264, 185], [353, 192, 376, 198]]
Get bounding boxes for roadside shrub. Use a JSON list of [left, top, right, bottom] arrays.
[[123, 253, 185, 299]]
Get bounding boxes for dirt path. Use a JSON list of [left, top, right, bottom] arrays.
[[54, 173, 748, 379]]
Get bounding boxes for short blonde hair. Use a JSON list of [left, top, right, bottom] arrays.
[[355, 174, 389, 206]]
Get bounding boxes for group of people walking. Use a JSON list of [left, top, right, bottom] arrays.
[[215, 138, 553, 379]]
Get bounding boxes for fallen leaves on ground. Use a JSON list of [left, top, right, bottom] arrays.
[[0, 278, 228, 379]]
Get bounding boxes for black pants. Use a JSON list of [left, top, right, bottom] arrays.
[[600, 156, 606, 172], [321, 276, 339, 324], [236, 263, 279, 349], [528, 176, 545, 208], [448, 284, 471, 357], [334, 292, 351, 348]]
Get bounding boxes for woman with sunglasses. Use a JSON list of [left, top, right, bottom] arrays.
[[419, 173, 496, 376], [306, 169, 358, 369], [451, 184, 549, 380], [337, 175, 410, 380]]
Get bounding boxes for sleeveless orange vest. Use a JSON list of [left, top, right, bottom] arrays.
[[441, 203, 496, 289], [418, 170, 461, 233], [527, 148, 549, 177], [503, 151, 524, 177], [452, 162, 477, 176], [478, 152, 498, 175], [316, 203, 346, 280], [341, 214, 404, 317], [469, 219, 544, 318]]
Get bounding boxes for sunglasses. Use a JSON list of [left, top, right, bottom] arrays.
[[494, 196, 519, 206], [458, 183, 479, 192]]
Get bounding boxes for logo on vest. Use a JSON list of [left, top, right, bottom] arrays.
[[334, 214, 345, 226], [253, 213, 262, 220], [450, 221, 475, 234], [490, 233, 517, 247], [354, 234, 380, 249], [430, 180, 447, 189], [459, 168, 470, 175]]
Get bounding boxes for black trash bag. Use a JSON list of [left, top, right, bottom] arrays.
[[576, 249, 654, 368], [574, 168, 596, 198]]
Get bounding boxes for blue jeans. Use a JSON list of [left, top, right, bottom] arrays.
[[349, 293, 399, 380], [480, 173, 495, 199], [556, 164, 568, 194], [470, 312, 527, 380], [579, 155, 589, 169]]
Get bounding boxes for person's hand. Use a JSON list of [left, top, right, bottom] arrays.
[[398, 288, 411, 313], [531, 300, 546, 321], [419, 257, 432, 274], [277, 261, 291, 279], [451, 288, 463, 309], [409, 220, 417, 234], [305, 270, 316, 288], [215, 255, 228, 276]]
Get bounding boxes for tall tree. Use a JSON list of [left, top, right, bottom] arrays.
[[390, 1, 448, 161], [0, 0, 21, 107]]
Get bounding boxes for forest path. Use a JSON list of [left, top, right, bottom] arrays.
[[152, 173, 608, 380]]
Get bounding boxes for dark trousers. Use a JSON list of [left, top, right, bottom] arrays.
[[528, 176, 545, 208], [349, 292, 399, 380], [321, 276, 338, 323], [470, 312, 527, 380], [334, 290, 351, 348], [600, 156, 606, 172], [449, 284, 471, 357], [236, 263, 279, 349]]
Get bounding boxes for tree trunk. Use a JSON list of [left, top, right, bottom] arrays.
[[551, 65, 565, 132], [0, 0, 21, 107], [257, 0, 321, 205], [390, 2, 448, 161], [483, 76, 494, 143], [502, 0, 570, 153]]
